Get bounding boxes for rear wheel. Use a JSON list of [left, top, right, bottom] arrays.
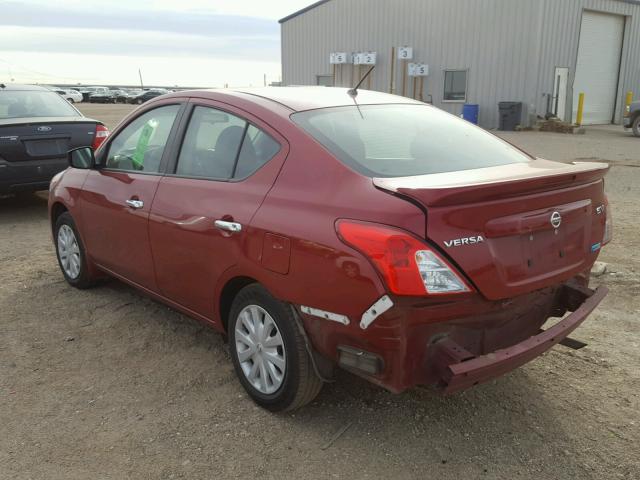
[[228, 284, 323, 412], [632, 116, 640, 137], [54, 212, 96, 289]]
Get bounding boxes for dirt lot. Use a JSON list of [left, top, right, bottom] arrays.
[[1, 103, 639, 479]]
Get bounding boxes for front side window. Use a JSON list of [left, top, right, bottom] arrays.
[[105, 105, 180, 173], [443, 70, 467, 102], [292, 104, 530, 178], [175, 106, 280, 180]]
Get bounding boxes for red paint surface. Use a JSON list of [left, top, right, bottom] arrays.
[[49, 88, 609, 393]]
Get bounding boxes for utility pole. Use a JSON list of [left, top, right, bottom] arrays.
[[138, 69, 144, 90], [264, 73, 267, 87]]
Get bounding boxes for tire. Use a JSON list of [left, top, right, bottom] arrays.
[[54, 212, 96, 289], [632, 116, 640, 138], [67, 98, 75, 104], [228, 284, 323, 412]]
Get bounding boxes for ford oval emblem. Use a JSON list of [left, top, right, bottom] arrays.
[[550, 211, 562, 229], [37, 126, 52, 132]]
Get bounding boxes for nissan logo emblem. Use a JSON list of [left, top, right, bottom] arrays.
[[37, 126, 52, 132], [550, 211, 562, 229]]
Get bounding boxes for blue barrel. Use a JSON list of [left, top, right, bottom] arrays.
[[462, 104, 479, 124]]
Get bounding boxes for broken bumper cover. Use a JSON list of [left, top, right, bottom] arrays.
[[434, 285, 608, 394]]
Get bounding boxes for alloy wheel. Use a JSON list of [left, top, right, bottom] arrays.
[[234, 305, 286, 394]]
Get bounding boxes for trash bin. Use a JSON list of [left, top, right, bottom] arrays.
[[462, 104, 479, 124], [498, 102, 523, 131]]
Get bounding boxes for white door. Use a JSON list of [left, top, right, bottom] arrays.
[[573, 11, 625, 125], [553, 67, 569, 121]]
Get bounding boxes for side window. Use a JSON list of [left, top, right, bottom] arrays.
[[176, 106, 246, 179], [105, 104, 180, 172], [443, 70, 468, 102], [234, 125, 280, 179]]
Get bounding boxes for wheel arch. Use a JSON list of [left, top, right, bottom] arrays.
[[218, 276, 259, 333], [50, 202, 68, 231]]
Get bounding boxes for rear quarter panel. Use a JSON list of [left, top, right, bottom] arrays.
[[237, 122, 426, 359]]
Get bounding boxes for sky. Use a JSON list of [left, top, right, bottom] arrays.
[[0, 0, 315, 87]]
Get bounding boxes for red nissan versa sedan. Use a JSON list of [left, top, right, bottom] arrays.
[[48, 87, 611, 411]]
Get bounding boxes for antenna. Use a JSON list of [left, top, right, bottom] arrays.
[[348, 66, 375, 98]]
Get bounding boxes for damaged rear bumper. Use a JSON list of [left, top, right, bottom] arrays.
[[432, 284, 608, 394]]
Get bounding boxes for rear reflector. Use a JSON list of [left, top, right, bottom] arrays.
[[92, 124, 109, 150], [336, 220, 472, 296], [338, 345, 383, 375]]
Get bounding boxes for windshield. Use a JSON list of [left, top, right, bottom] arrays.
[[292, 104, 531, 177], [0, 90, 79, 119]]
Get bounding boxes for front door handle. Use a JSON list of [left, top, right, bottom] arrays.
[[214, 220, 242, 233], [125, 199, 144, 209]]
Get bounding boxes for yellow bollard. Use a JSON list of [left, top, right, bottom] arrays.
[[626, 91, 634, 108], [576, 93, 585, 126]]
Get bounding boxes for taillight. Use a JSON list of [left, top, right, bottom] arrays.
[[92, 124, 109, 150], [336, 220, 472, 296]]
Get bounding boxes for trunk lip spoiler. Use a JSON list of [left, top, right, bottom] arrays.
[[434, 283, 608, 394], [373, 159, 609, 207], [373, 159, 609, 191]]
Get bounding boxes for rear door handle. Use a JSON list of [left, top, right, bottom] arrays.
[[214, 220, 242, 233], [125, 199, 144, 209]]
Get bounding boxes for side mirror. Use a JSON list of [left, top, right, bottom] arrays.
[[68, 146, 95, 169]]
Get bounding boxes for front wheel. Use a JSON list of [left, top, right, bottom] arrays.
[[229, 284, 323, 412], [632, 116, 640, 137], [54, 212, 96, 289]]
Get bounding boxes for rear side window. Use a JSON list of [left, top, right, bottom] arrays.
[[235, 125, 280, 179], [175, 106, 280, 180], [292, 104, 530, 177], [105, 105, 180, 173]]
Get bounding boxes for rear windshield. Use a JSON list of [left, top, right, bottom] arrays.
[[292, 104, 530, 177], [0, 90, 79, 119]]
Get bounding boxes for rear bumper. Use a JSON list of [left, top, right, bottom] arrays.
[[434, 284, 607, 393], [0, 158, 68, 193], [302, 276, 607, 394]]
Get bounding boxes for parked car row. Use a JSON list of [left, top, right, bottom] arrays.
[[45, 86, 174, 104]]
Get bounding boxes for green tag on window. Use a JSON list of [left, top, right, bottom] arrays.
[[131, 119, 158, 169]]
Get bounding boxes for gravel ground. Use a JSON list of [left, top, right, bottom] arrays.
[[1, 104, 638, 479]]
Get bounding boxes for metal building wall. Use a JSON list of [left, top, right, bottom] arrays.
[[535, 0, 640, 124], [281, 0, 640, 128]]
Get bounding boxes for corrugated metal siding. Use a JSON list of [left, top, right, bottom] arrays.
[[536, 0, 640, 124], [281, 0, 640, 128]]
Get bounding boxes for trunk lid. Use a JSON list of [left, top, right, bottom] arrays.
[[374, 159, 609, 300], [0, 117, 99, 162]]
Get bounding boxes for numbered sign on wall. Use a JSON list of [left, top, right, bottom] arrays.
[[330, 52, 349, 64], [398, 47, 413, 60], [354, 52, 377, 65], [408, 63, 429, 76]]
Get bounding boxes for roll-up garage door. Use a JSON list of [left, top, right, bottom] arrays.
[[573, 11, 625, 125]]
